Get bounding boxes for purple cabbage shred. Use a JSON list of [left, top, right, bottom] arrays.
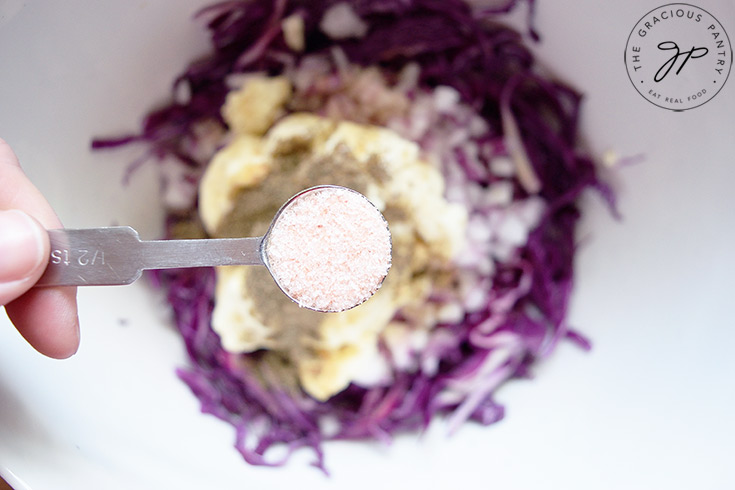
[[95, 0, 612, 474]]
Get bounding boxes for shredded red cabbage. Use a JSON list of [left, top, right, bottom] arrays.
[[94, 0, 613, 474]]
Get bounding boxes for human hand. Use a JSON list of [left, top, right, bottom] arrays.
[[1, 138, 79, 358]]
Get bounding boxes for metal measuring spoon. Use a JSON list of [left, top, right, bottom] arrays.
[[35, 185, 392, 312]]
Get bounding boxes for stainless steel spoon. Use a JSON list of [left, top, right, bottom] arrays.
[[34, 185, 391, 312]]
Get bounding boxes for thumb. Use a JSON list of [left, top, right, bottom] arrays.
[[0, 209, 50, 306]]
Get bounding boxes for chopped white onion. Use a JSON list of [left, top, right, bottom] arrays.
[[320, 3, 369, 40]]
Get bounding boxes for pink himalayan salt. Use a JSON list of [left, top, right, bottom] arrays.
[[265, 186, 392, 312]]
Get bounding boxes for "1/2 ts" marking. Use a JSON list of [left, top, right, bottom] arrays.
[[50, 249, 105, 266]]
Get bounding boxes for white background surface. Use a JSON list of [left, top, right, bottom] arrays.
[[1, 1, 734, 489]]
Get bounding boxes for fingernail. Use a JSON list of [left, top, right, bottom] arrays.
[[0, 210, 46, 283]]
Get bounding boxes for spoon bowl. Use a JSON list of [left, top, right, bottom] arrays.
[[261, 185, 392, 313]]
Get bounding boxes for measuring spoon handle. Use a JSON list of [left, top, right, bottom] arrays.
[[35, 226, 264, 287]]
